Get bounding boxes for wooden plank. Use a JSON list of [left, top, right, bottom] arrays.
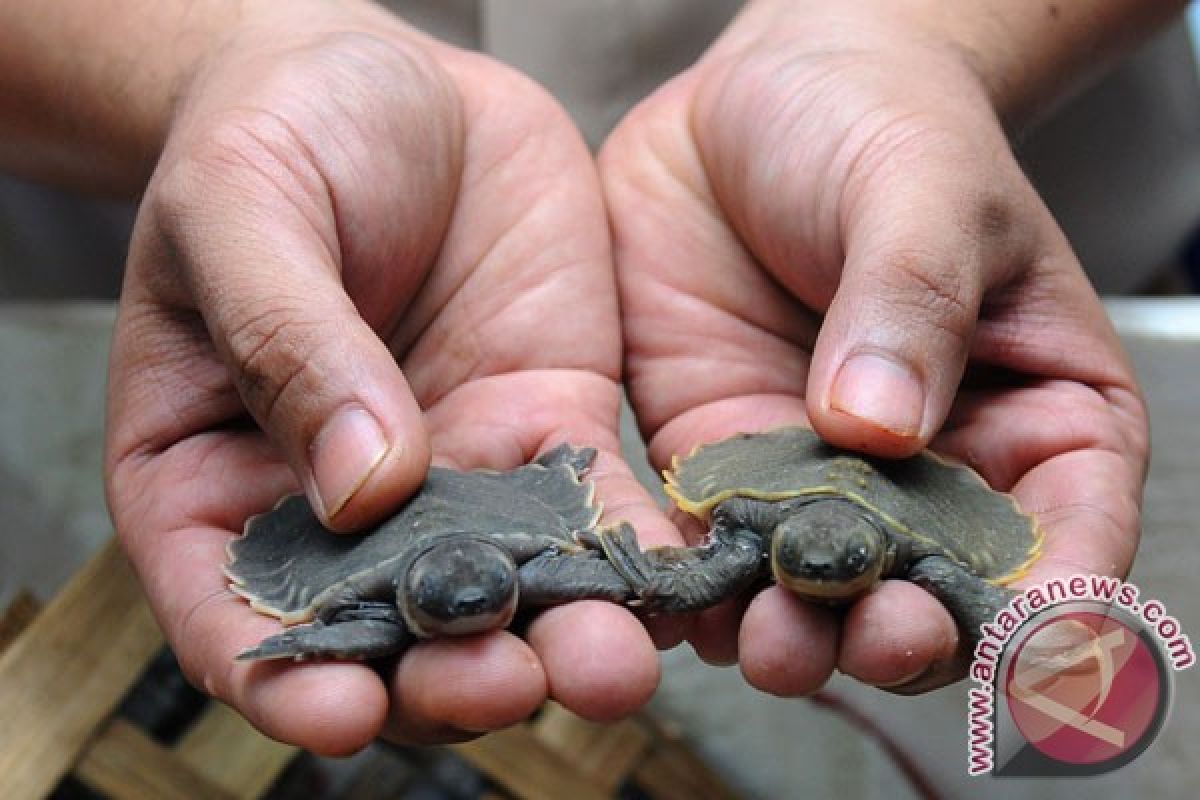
[[0, 538, 164, 798], [74, 718, 233, 800], [175, 701, 299, 799], [633, 746, 740, 800], [452, 725, 610, 800], [632, 718, 742, 800], [532, 703, 652, 792], [0, 590, 41, 653]]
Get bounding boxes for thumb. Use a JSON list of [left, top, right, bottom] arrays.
[[143, 131, 437, 531], [807, 149, 1026, 457]]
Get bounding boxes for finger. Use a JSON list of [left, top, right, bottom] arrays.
[[686, 596, 752, 667], [139, 160, 430, 531], [389, 632, 549, 734], [1013, 450, 1141, 582], [738, 586, 839, 696], [109, 433, 390, 754], [836, 580, 960, 688], [132, 48, 465, 530], [128, 526, 390, 755], [527, 602, 660, 722], [807, 137, 1032, 457]]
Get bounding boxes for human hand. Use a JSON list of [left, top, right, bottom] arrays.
[[105, 0, 669, 753], [599, 0, 1148, 693]]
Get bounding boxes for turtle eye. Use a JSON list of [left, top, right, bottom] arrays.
[[844, 532, 883, 575], [840, 544, 868, 575], [711, 505, 731, 528]]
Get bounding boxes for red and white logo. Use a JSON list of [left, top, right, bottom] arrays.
[[967, 577, 1192, 778], [1000, 606, 1166, 773]]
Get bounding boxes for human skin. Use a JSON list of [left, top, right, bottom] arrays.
[[0, 0, 1183, 749], [2, 0, 676, 753], [599, 0, 1180, 693]]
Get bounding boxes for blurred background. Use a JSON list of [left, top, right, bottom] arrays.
[[1, 3, 1199, 798]]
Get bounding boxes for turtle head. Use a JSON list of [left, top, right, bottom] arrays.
[[400, 538, 518, 637], [770, 501, 888, 601]]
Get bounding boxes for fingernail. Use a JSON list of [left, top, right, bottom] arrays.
[[309, 406, 389, 522], [830, 352, 924, 437]]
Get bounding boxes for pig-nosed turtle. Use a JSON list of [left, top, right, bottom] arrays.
[[599, 427, 1042, 640], [227, 444, 634, 661]]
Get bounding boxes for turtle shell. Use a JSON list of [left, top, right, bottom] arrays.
[[226, 457, 600, 624], [664, 427, 1041, 584]]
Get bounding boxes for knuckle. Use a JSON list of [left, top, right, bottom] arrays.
[[876, 248, 977, 346], [222, 302, 330, 430]]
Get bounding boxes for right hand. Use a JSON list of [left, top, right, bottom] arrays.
[[106, 0, 670, 754]]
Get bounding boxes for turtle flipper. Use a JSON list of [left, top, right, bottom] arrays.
[[238, 603, 413, 661], [908, 555, 1017, 644], [597, 522, 764, 613], [536, 443, 598, 477], [517, 546, 634, 605]]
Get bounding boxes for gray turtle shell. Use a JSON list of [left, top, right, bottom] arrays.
[[665, 427, 1042, 584], [226, 458, 599, 624]]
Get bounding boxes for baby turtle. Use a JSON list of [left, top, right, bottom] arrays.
[[600, 427, 1042, 639], [228, 444, 634, 661]]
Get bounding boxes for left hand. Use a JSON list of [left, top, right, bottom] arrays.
[[598, 0, 1149, 694]]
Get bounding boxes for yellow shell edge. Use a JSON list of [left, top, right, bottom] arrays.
[[662, 461, 1045, 582]]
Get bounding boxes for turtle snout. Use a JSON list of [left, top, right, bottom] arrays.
[[451, 587, 490, 616], [800, 551, 836, 575]]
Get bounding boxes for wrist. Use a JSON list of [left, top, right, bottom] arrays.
[[898, 0, 1188, 129], [0, 0, 398, 194], [727, 0, 1186, 130]]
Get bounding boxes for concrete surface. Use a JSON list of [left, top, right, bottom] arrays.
[[0, 305, 112, 611], [1, 299, 1197, 799]]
